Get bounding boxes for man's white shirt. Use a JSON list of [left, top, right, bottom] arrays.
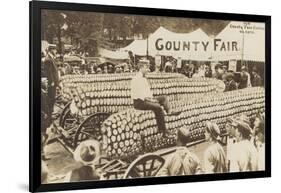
[[131, 72, 153, 100], [229, 140, 258, 172]]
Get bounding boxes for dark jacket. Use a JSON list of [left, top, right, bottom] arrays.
[[252, 74, 262, 87], [225, 80, 238, 92], [239, 73, 248, 89], [43, 54, 59, 87]]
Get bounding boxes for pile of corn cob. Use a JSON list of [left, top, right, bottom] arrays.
[[60, 73, 224, 116], [101, 87, 265, 159]]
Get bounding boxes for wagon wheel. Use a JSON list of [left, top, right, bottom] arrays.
[[59, 102, 71, 126], [59, 102, 80, 131], [123, 153, 165, 179], [73, 112, 110, 149]]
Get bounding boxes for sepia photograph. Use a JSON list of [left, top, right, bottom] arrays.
[[40, 8, 266, 185]]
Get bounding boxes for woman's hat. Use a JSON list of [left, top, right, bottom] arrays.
[[73, 139, 101, 166]]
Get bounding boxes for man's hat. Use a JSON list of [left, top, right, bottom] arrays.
[[205, 121, 221, 141], [225, 72, 235, 81], [236, 119, 252, 136], [237, 114, 251, 126], [226, 117, 235, 124], [73, 140, 100, 166], [231, 114, 252, 138], [241, 66, 247, 71], [214, 62, 223, 69]]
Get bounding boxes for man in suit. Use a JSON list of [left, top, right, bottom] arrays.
[[251, 67, 263, 87], [42, 46, 59, 115], [239, 66, 252, 89], [224, 72, 238, 92]]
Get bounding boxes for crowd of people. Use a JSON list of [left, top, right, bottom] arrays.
[[42, 112, 264, 182], [41, 46, 263, 93], [159, 112, 265, 176], [40, 45, 265, 183]]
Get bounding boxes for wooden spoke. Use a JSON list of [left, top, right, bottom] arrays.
[[123, 153, 165, 179], [73, 112, 110, 148]]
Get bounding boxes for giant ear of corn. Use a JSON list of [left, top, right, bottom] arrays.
[[61, 73, 225, 116], [101, 87, 265, 160]]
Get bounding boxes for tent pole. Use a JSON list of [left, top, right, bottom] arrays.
[[146, 37, 149, 59]]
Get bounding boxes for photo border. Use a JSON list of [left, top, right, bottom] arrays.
[[29, 1, 271, 192]]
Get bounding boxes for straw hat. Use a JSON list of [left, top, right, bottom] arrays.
[[232, 114, 252, 138], [73, 139, 100, 166], [236, 120, 252, 136]]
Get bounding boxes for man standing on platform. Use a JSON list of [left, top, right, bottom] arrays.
[[131, 60, 176, 137]]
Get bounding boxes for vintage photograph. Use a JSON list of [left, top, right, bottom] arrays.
[[40, 10, 266, 183]]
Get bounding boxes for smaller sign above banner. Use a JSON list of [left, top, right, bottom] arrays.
[[228, 59, 237, 72]]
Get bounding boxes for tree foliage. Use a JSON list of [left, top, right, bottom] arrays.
[[42, 10, 229, 56]]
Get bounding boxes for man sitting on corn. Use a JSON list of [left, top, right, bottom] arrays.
[[131, 60, 177, 137]]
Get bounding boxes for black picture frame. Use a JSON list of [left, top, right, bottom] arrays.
[[30, 1, 271, 192]]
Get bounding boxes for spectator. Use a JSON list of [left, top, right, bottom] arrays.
[[213, 63, 224, 80], [103, 65, 108, 74], [192, 67, 201, 78], [204, 65, 212, 78], [164, 61, 173, 72], [65, 140, 103, 182], [96, 67, 102, 74], [225, 117, 238, 171], [203, 121, 227, 173], [239, 66, 252, 89], [181, 63, 189, 77], [157, 130, 202, 176], [187, 63, 195, 78], [73, 66, 80, 75], [41, 78, 51, 133], [176, 57, 182, 72], [253, 114, 265, 170], [108, 64, 114, 73], [43, 46, 59, 114], [224, 72, 238, 92], [115, 65, 122, 73], [198, 64, 206, 77], [123, 63, 130, 73], [229, 117, 258, 172], [222, 64, 228, 73], [251, 67, 263, 87]]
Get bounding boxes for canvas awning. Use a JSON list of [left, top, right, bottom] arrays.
[[212, 21, 265, 62], [99, 48, 129, 60]]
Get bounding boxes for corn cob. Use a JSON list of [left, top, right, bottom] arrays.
[[101, 87, 265, 159]]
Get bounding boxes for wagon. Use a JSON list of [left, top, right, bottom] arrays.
[[54, 73, 224, 153], [56, 104, 110, 153]]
